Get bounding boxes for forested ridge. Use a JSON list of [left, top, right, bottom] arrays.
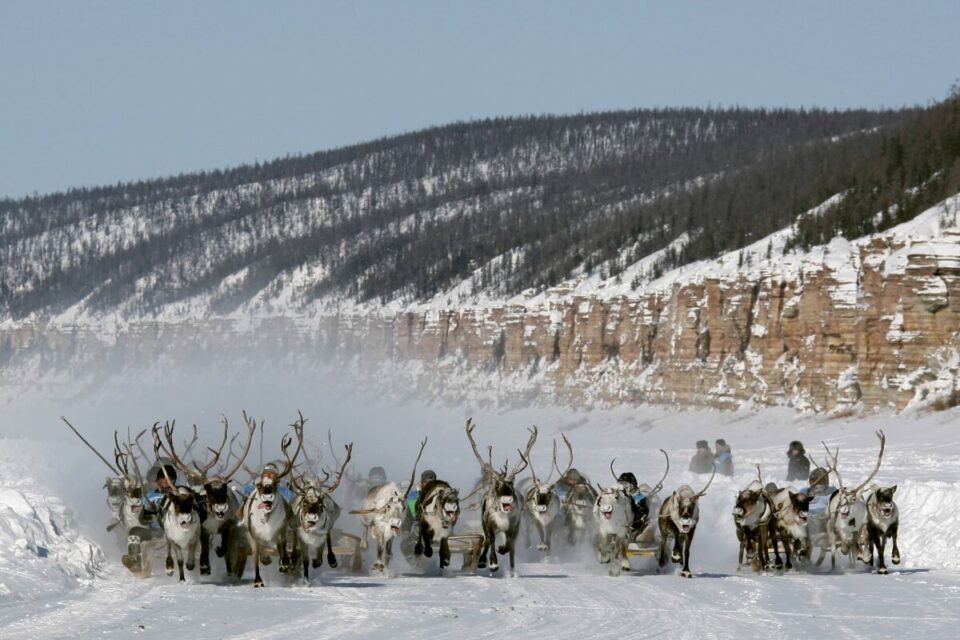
[[1, 96, 957, 320]]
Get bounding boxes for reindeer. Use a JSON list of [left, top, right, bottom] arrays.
[[157, 481, 204, 582], [732, 466, 778, 572], [518, 435, 572, 553], [767, 486, 815, 571], [820, 430, 886, 569], [111, 431, 149, 534], [238, 414, 305, 587], [559, 467, 598, 549], [351, 438, 427, 573], [465, 419, 538, 574], [287, 440, 352, 581], [594, 474, 635, 576], [658, 468, 715, 578], [865, 483, 900, 574], [414, 476, 461, 571], [155, 415, 257, 575]]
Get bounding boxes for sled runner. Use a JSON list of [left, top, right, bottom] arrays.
[[447, 533, 485, 570]]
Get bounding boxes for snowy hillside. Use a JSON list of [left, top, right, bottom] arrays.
[[2, 402, 960, 638], [0, 107, 917, 323]]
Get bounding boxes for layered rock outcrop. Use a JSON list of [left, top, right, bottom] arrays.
[[4, 199, 960, 413]]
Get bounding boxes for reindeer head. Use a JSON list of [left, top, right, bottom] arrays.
[[166, 487, 199, 530], [564, 482, 598, 516], [523, 434, 573, 514], [594, 484, 630, 522], [435, 485, 461, 527], [465, 419, 538, 514], [673, 468, 715, 533], [820, 430, 886, 519], [732, 483, 764, 526], [295, 484, 329, 531], [104, 477, 127, 515], [874, 485, 897, 518], [203, 478, 233, 521], [788, 491, 815, 526]]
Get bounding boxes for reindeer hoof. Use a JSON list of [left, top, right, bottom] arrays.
[[328, 556, 338, 568], [489, 563, 499, 573], [878, 566, 888, 575], [254, 579, 265, 588], [373, 562, 385, 572], [312, 558, 322, 569], [200, 566, 210, 575], [477, 557, 487, 569], [537, 543, 548, 551], [165, 567, 174, 577], [892, 554, 900, 565], [261, 556, 273, 566], [681, 570, 693, 578], [215, 546, 226, 558], [671, 552, 681, 562], [186, 562, 196, 571], [414, 542, 423, 556]]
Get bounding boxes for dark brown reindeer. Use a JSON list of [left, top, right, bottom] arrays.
[[465, 419, 538, 574], [658, 467, 715, 578], [865, 483, 900, 575], [732, 465, 778, 572]]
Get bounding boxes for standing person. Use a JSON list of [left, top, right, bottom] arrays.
[[785, 441, 810, 482], [714, 439, 734, 476], [688, 440, 715, 474]]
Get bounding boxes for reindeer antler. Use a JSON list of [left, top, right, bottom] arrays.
[[321, 442, 353, 493], [402, 437, 428, 501], [554, 434, 574, 479], [695, 466, 716, 498], [552, 434, 574, 484], [852, 430, 886, 495], [276, 412, 306, 481], [650, 449, 670, 495], [508, 426, 538, 480], [465, 418, 494, 477], [154, 420, 205, 483], [609, 457, 620, 481], [218, 411, 258, 481], [821, 441, 843, 489]]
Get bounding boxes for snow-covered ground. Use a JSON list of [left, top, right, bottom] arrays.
[[2, 388, 960, 639]]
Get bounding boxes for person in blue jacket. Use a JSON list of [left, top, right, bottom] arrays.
[[241, 462, 296, 502], [713, 439, 734, 476]]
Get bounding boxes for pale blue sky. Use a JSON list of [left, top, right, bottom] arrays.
[[0, 1, 957, 198]]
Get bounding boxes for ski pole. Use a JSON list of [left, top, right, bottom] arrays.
[[61, 416, 120, 475]]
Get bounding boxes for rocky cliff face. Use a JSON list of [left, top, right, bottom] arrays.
[[4, 197, 960, 413]]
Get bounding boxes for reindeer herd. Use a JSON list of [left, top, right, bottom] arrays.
[[95, 414, 903, 587]]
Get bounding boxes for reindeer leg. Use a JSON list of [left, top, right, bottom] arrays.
[[891, 523, 900, 565], [175, 546, 186, 582], [485, 522, 499, 572], [373, 530, 385, 572], [423, 527, 435, 559], [875, 529, 888, 575], [782, 535, 793, 572], [165, 541, 175, 576], [680, 532, 694, 578], [657, 522, 669, 569], [326, 530, 338, 568], [302, 544, 310, 580], [199, 530, 211, 575], [385, 538, 394, 570], [252, 540, 264, 588], [360, 524, 370, 551], [537, 520, 549, 552], [216, 523, 230, 559], [769, 524, 783, 569], [737, 536, 745, 572], [186, 539, 197, 572], [440, 535, 451, 569]]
